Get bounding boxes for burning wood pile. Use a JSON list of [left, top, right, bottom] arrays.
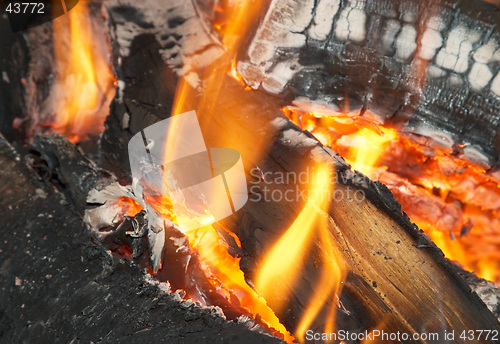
[[1, 0, 500, 343]]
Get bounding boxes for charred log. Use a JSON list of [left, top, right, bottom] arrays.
[[199, 77, 500, 342], [0, 13, 32, 139], [0, 133, 285, 344], [236, 0, 500, 166]]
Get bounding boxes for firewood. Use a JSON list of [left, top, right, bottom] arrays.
[[100, 1, 500, 342], [0, 133, 285, 344], [196, 76, 500, 342], [236, 0, 500, 166]]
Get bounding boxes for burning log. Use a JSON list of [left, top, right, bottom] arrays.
[[1, 0, 499, 342], [192, 76, 500, 342], [0, 133, 286, 343], [236, 0, 500, 166], [100, 1, 500, 340], [0, 1, 114, 142]]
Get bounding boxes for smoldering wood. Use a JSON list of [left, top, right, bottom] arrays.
[[0, 133, 285, 344], [101, 1, 500, 342], [0, 1, 110, 141], [236, 0, 500, 166]]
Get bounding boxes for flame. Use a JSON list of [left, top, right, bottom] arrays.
[[256, 165, 346, 342], [340, 126, 398, 172], [284, 107, 500, 285], [185, 225, 294, 341], [148, 0, 295, 339], [50, 1, 115, 142]]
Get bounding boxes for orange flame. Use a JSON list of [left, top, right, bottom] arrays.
[[283, 107, 500, 286], [51, 1, 115, 142], [185, 225, 293, 341], [154, 0, 294, 340], [339, 126, 398, 172], [256, 165, 346, 342]]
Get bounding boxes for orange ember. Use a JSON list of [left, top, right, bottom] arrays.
[[283, 107, 500, 285], [50, 1, 115, 142]]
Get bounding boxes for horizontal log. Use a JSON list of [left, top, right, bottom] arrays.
[[237, 0, 500, 165]]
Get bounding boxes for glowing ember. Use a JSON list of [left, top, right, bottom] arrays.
[[256, 165, 346, 342], [283, 107, 500, 285], [50, 1, 115, 142]]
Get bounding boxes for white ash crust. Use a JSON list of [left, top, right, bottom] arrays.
[[84, 181, 177, 273], [104, 0, 223, 89]]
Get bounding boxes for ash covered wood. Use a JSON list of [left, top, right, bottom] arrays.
[[236, 0, 500, 166]]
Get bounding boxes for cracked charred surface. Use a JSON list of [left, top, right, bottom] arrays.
[[237, 0, 500, 166], [101, 0, 225, 179], [0, 134, 285, 344]]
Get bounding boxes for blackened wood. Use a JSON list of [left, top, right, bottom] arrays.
[[237, 0, 500, 165], [0, 134, 285, 344], [457, 269, 500, 320], [30, 133, 116, 213]]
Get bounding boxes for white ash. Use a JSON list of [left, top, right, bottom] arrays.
[[84, 182, 177, 273]]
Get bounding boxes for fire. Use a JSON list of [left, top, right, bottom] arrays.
[[50, 1, 115, 142], [283, 106, 500, 286], [256, 165, 346, 342], [339, 126, 398, 172], [185, 225, 293, 340], [140, 0, 296, 340]]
